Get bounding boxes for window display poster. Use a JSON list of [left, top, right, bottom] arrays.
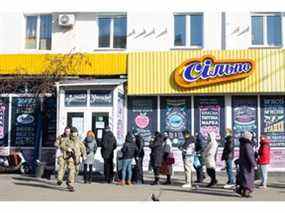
[[90, 90, 113, 106], [64, 90, 87, 107], [160, 97, 191, 147], [261, 96, 285, 147], [0, 97, 9, 146], [194, 96, 225, 144], [43, 97, 57, 147], [232, 96, 258, 146], [128, 97, 157, 144], [11, 97, 39, 147]]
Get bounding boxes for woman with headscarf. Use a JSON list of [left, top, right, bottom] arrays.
[[203, 131, 219, 187], [237, 131, 256, 197]]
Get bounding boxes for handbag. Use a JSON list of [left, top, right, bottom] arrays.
[[165, 153, 175, 165], [159, 162, 170, 175]]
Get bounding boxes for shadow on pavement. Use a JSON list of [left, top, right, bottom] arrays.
[[13, 181, 66, 191], [162, 187, 241, 198], [12, 176, 57, 186]]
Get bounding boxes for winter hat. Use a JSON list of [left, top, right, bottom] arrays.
[[70, 127, 78, 133]]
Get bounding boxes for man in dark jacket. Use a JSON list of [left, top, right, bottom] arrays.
[[221, 128, 235, 188], [237, 131, 256, 198], [194, 132, 205, 183], [135, 133, 145, 184], [120, 132, 139, 185], [101, 127, 117, 183], [149, 132, 164, 185]]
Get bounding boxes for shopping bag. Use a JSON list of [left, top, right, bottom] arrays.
[[193, 155, 201, 168]]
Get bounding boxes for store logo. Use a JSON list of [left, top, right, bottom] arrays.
[[174, 55, 255, 89]]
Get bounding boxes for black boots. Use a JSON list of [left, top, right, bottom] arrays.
[[151, 177, 160, 185], [162, 175, 171, 185]]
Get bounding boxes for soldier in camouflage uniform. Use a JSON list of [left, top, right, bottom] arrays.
[[59, 127, 86, 192], [54, 127, 71, 186]]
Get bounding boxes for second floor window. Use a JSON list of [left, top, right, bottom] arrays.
[[251, 14, 282, 46], [174, 14, 203, 47], [25, 15, 52, 50], [98, 16, 127, 49]]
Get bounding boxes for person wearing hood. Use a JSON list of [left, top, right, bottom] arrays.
[[257, 134, 271, 189], [120, 132, 139, 185], [203, 131, 219, 187], [101, 126, 117, 183], [179, 130, 195, 189], [237, 131, 256, 198], [194, 132, 205, 183], [161, 131, 174, 185], [83, 131, 97, 184], [149, 132, 164, 185], [134, 132, 145, 184], [221, 128, 235, 189]]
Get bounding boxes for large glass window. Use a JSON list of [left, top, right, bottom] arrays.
[[98, 16, 127, 49], [174, 13, 203, 47], [251, 14, 282, 46], [25, 15, 52, 50]]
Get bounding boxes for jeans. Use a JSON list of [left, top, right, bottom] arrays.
[[226, 159, 235, 184], [122, 159, 133, 182], [260, 164, 268, 186]]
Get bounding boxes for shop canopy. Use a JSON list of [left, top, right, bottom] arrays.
[[0, 53, 127, 76]]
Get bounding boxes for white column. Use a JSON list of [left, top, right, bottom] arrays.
[[225, 95, 232, 130], [191, 95, 195, 135], [257, 94, 261, 141]]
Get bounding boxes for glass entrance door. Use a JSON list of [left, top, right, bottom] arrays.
[[92, 112, 109, 145], [67, 112, 84, 139]]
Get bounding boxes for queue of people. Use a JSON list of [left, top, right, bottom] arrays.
[[54, 126, 271, 198]]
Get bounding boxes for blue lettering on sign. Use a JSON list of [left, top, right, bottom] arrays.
[[182, 58, 252, 83]]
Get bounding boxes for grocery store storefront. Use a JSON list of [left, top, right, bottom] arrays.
[[0, 53, 127, 171], [127, 49, 285, 171]]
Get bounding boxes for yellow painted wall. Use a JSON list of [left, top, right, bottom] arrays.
[[128, 49, 285, 95], [0, 53, 127, 76]]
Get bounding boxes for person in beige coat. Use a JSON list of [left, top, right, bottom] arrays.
[[203, 131, 219, 187]]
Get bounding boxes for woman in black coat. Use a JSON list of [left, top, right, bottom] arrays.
[[237, 131, 257, 198], [149, 132, 164, 185]]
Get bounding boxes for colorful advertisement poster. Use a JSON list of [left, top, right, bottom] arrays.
[[0, 97, 9, 146], [194, 96, 225, 144], [232, 96, 258, 146], [160, 97, 191, 146], [116, 92, 125, 145], [128, 97, 157, 144], [261, 96, 285, 147], [11, 97, 39, 147]]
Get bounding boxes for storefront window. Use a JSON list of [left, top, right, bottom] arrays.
[[64, 90, 87, 107], [232, 96, 258, 146], [261, 96, 285, 147], [194, 96, 225, 144], [160, 97, 191, 146], [127, 97, 157, 144], [11, 97, 39, 147], [90, 90, 113, 106], [0, 97, 9, 146]]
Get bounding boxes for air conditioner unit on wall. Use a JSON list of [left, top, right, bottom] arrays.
[[58, 14, 75, 27]]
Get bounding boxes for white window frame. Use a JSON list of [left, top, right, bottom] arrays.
[[24, 14, 52, 50], [250, 13, 283, 48], [172, 13, 204, 50], [95, 15, 127, 51]]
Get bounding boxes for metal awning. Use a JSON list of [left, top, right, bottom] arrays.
[[58, 78, 127, 87]]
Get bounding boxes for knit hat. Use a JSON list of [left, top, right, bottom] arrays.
[[70, 127, 78, 133]]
